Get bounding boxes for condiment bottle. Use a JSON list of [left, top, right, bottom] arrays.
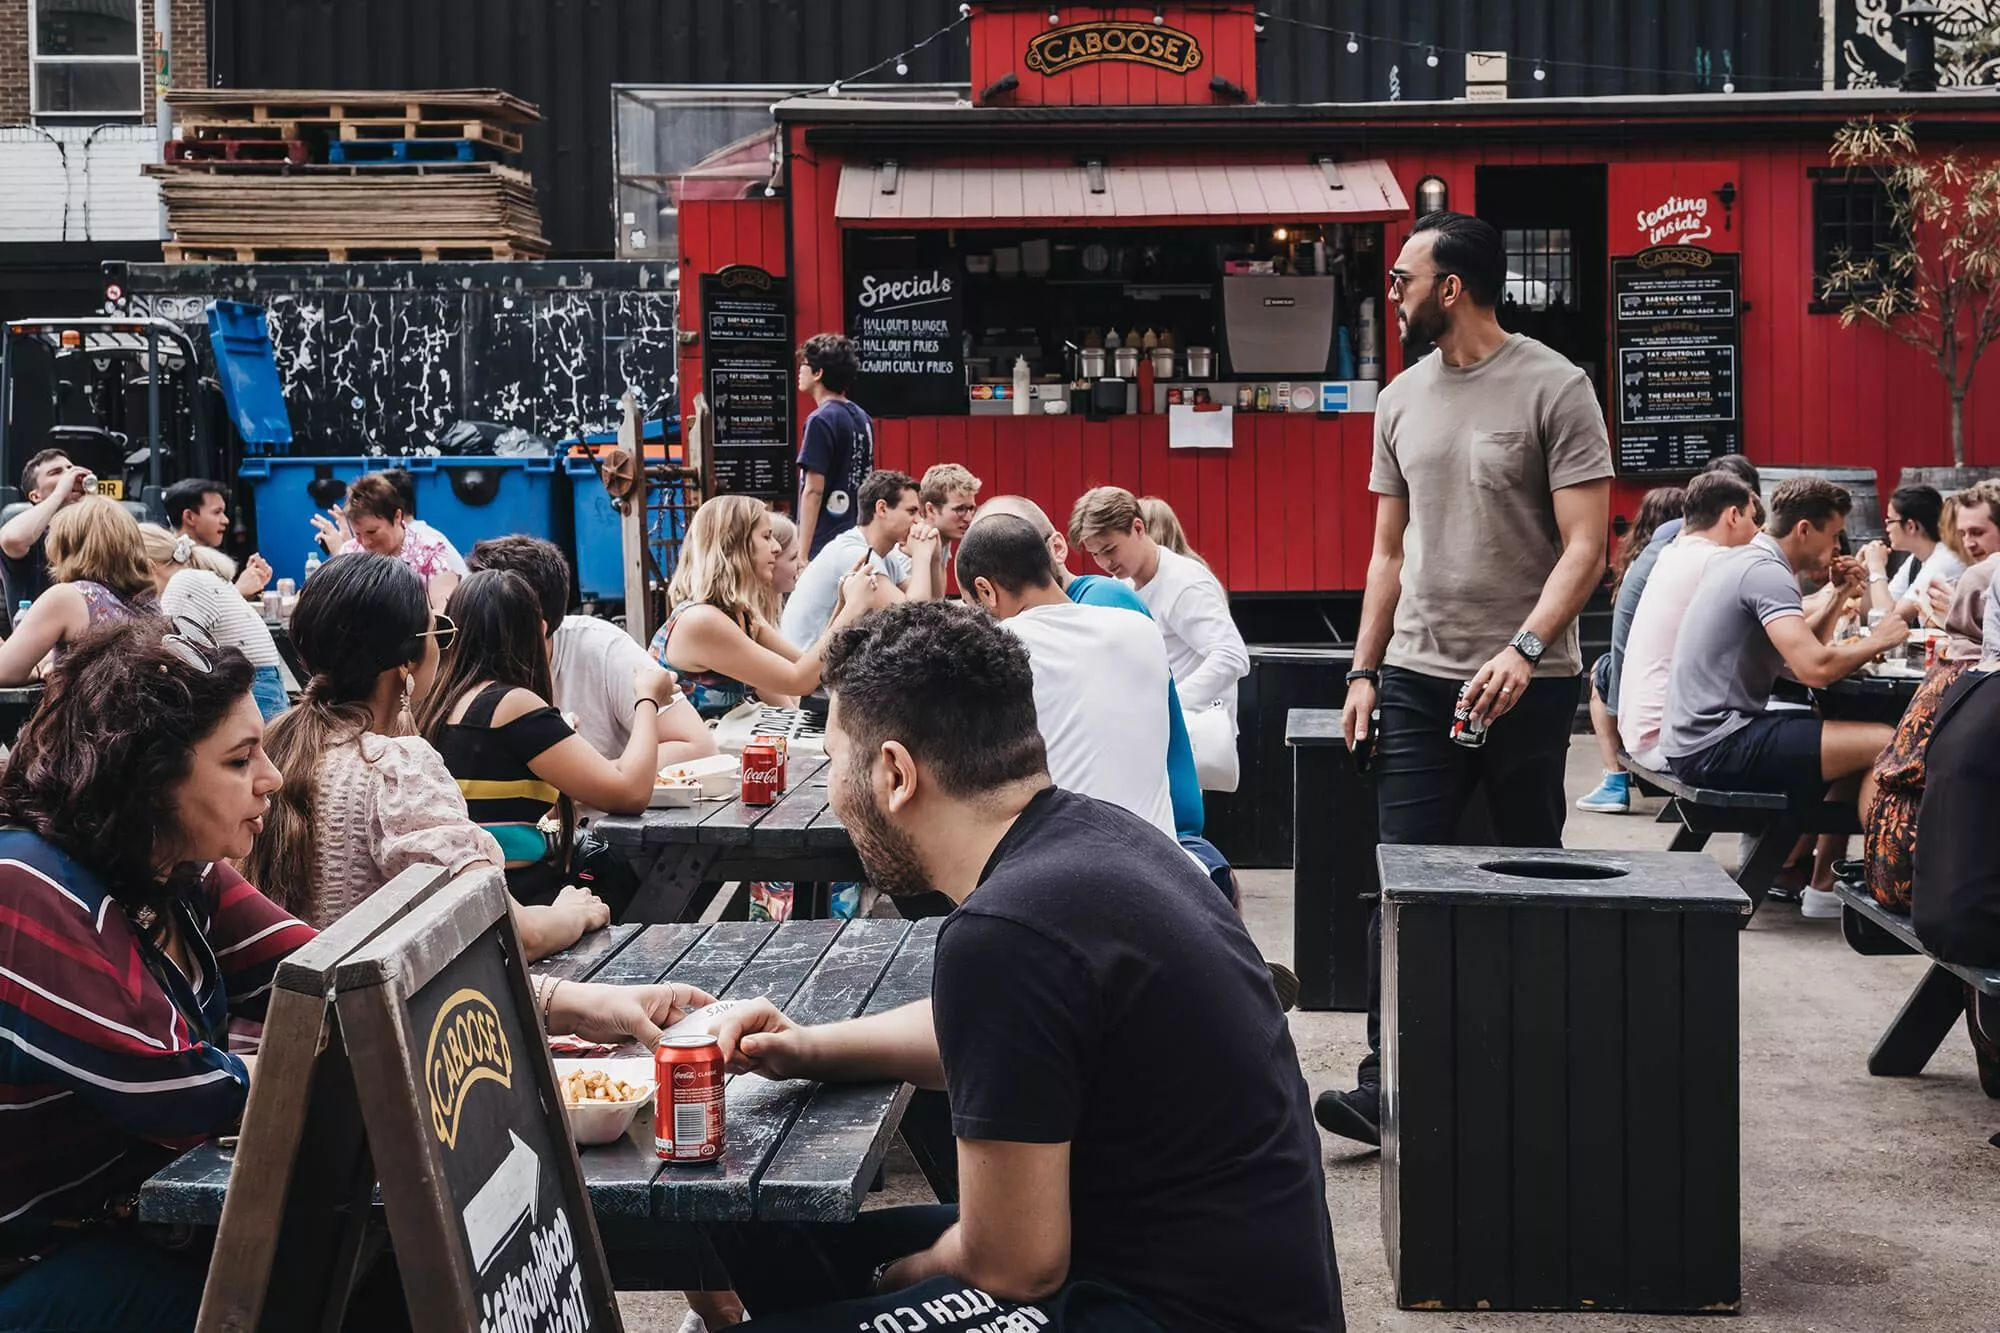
[[1141, 328, 1159, 351], [1012, 355, 1032, 415], [1104, 327, 1121, 350]]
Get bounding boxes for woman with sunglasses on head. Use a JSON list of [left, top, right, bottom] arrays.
[[242, 554, 607, 960], [0, 614, 717, 1330], [0, 495, 160, 684], [139, 524, 294, 720], [419, 569, 682, 915]]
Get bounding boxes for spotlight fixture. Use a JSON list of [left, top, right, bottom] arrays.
[[979, 71, 1021, 102], [1209, 74, 1249, 101]]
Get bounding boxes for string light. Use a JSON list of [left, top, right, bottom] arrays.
[[896, 60, 909, 75], [1533, 63, 1546, 81], [1154, 5, 1166, 24], [1252, 10, 1801, 89], [828, 8, 976, 91], [1049, 6, 1060, 23]]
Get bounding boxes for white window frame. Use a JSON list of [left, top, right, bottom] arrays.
[[29, 0, 147, 120]]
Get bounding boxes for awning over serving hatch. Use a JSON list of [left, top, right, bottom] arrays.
[[834, 158, 1409, 226]]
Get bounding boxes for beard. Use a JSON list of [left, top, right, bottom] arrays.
[[1399, 290, 1448, 359], [834, 763, 934, 899]]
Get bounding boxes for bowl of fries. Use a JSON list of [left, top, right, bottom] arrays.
[[555, 1061, 656, 1145]]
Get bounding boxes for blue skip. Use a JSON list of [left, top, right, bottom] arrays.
[[328, 138, 481, 164]]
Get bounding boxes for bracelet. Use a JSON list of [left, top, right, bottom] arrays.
[[635, 697, 662, 714], [1345, 668, 1380, 685], [541, 978, 561, 1033]]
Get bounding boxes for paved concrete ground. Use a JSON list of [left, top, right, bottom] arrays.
[[623, 738, 2000, 1331]]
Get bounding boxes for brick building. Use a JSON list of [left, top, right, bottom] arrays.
[[0, 0, 205, 315]]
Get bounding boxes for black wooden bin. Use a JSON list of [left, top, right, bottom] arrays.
[[1379, 846, 1748, 1313]]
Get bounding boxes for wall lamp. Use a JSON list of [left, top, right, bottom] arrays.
[[1415, 174, 1449, 217]]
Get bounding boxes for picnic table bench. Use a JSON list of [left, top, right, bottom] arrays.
[[1833, 881, 2000, 1079], [139, 917, 949, 1290], [594, 755, 865, 923], [1620, 756, 1856, 923]]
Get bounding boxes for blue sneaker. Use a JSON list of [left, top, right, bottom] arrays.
[[1575, 771, 1631, 814]]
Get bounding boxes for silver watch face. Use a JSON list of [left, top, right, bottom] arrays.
[[1515, 631, 1545, 659]]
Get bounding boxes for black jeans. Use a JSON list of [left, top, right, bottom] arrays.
[[1355, 666, 1580, 1090], [713, 1206, 1167, 1331]]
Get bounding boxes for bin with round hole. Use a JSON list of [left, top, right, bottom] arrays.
[[398, 455, 565, 585], [237, 455, 383, 586], [1378, 845, 1747, 1313]]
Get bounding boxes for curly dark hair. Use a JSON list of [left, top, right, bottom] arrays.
[[797, 332, 860, 394], [0, 617, 255, 902], [822, 601, 1047, 800]]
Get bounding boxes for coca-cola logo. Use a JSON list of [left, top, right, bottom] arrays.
[[672, 1065, 697, 1086], [744, 762, 781, 783]]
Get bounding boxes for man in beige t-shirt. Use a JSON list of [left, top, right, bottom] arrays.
[[1315, 211, 1612, 1149]]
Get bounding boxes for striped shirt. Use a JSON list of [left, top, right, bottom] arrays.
[[0, 833, 313, 1258]]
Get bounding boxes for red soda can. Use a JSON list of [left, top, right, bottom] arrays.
[[654, 1035, 725, 1163], [740, 743, 781, 806], [750, 732, 789, 791], [1450, 682, 1489, 748]]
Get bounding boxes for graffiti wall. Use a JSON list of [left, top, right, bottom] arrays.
[[1833, 0, 2000, 87], [116, 261, 679, 453]]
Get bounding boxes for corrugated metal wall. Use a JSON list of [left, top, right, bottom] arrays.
[[210, 0, 1823, 256]]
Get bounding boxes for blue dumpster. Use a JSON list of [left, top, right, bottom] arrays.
[[399, 455, 563, 569], [563, 456, 624, 603], [205, 301, 292, 453], [238, 455, 377, 585]]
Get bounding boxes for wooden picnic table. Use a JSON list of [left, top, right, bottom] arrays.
[[593, 755, 865, 922], [138, 917, 949, 1289]]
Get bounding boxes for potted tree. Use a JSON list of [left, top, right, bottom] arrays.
[[1822, 117, 2000, 493]]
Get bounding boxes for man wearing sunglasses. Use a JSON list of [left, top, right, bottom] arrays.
[[1317, 211, 1613, 1148]]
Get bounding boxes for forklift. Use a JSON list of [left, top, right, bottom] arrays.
[[0, 317, 216, 523]]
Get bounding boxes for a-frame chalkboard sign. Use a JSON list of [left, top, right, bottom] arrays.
[[333, 867, 621, 1331], [194, 866, 620, 1333]]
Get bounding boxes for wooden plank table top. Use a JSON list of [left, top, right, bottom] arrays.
[[593, 756, 844, 850], [138, 918, 937, 1227]]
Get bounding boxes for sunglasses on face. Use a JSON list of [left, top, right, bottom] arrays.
[[1388, 268, 1455, 296]]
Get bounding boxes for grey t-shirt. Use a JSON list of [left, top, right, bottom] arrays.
[[1605, 517, 1685, 714], [1661, 541, 1804, 758], [1371, 333, 1613, 678]]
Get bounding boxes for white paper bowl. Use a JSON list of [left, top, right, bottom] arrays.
[[556, 1060, 656, 1145]]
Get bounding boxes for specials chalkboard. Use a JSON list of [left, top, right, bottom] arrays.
[[1612, 246, 1742, 475], [846, 261, 967, 418], [702, 264, 794, 499], [334, 871, 621, 1332]]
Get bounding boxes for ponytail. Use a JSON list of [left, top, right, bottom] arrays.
[[238, 681, 375, 916]]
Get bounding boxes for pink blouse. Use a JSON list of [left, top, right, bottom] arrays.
[[303, 731, 503, 929], [340, 524, 454, 583]]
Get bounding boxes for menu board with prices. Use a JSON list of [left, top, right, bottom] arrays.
[[701, 265, 794, 499], [845, 262, 968, 418], [1612, 246, 1742, 475]]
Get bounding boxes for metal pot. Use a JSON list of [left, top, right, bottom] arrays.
[[1185, 346, 1214, 378], [1113, 346, 1140, 378], [1150, 347, 1176, 379], [1079, 347, 1108, 379]]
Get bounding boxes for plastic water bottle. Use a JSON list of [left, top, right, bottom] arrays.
[[303, 551, 322, 580], [13, 600, 29, 626]]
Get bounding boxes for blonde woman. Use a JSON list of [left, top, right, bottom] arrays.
[[1140, 494, 1207, 567], [762, 511, 806, 627], [139, 525, 294, 719], [649, 495, 893, 718], [0, 497, 159, 684]]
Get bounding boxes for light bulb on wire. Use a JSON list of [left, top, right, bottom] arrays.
[[1346, 33, 1359, 54], [896, 59, 909, 75], [1425, 46, 1439, 68], [1048, 6, 1059, 24], [1533, 63, 1546, 81]]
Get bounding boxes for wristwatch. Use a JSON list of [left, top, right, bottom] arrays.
[[1345, 668, 1380, 685], [1508, 630, 1546, 665]]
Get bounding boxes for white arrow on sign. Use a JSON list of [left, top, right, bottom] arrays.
[[462, 1130, 541, 1275]]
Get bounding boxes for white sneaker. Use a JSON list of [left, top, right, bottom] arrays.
[[1800, 887, 1843, 920]]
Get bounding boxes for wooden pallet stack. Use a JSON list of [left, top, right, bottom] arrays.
[[147, 89, 548, 262]]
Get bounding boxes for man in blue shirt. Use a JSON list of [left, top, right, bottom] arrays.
[[794, 333, 875, 558]]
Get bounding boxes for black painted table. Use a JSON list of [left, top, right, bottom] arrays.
[[1816, 668, 1923, 725], [138, 918, 947, 1289], [0, 684, 43, 744], [594, 756, 865, 922]]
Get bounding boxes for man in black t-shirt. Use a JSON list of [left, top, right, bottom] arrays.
[[0, 449, 90, 630], [711, 601, 1343, 1333], [794, 332, 874, 559]]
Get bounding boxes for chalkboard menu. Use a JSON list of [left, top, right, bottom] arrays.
[[1612, 246, 1742, 475], [845, 261, 968, 418], [702, 264, 794, 499]]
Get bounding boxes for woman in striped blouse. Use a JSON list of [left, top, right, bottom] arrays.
[[0, 617, 713, 1328]]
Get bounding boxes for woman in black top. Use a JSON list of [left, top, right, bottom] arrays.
[[417, 569, 681, 910]]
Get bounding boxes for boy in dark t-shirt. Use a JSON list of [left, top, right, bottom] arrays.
[[711, 602, 1344, 1333], [794, 332, 874, 558]]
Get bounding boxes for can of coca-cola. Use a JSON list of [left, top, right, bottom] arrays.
[[750, 732, 789, 791], [740, 743, 781, 806], [654, 1035, 725, 1163], [1449, 682, 1489, 748]]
